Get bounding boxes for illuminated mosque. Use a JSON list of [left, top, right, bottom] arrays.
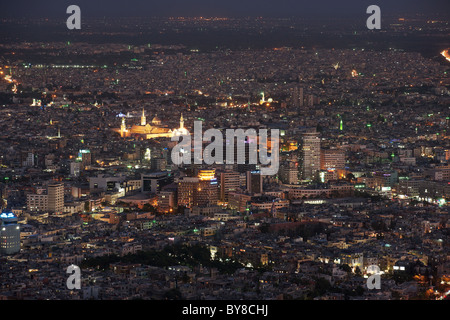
[[114, 108, 188, 139]]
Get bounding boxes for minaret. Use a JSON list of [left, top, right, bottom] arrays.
[[120, 117, 127, 137], [141, 108, 146, 126], [180, 113, 184, 129], [259, 92, 265, 105]]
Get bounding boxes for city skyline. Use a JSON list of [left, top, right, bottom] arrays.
[[0, 1, 448, 305]]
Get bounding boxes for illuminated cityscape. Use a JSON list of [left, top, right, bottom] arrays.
[[0, 1, 449, 303]]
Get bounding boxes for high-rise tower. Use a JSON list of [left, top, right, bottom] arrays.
[[0, 211, 20, 255], [291, 87, 304, 108], [48, 183, 64, 213], [300, 129, 321, 181]]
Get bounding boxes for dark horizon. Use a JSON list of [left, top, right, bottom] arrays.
[[0, 0, 449, 19]]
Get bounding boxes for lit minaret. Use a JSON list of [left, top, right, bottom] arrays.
[[120, 117, 127, 137], [259, 92, 265, 104], [172, 113, 189, 137], [180, 113, 184, 129], [141, 108, 146, 126]]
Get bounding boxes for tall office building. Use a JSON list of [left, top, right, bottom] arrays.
[[177, 177, 199, 208], [279, 161, 299, 185], [306, 94, 315, 107], [77, 149, 92, 170], [157, 191, 176, 213], [141, 172, 173, 194], [177, 170, 219, 208], [22, 152, 35, 167], [48, 183, 64, 213], [291, 87, 304, 108], [320, 149, 346, 171], [70, 161, 81, 177], [246, 170, 263, 194], [196, 170, 219, 206], [150, 157, 167, 171], [196, 179, 219, 207], [0, 211, 20, 255], [219, 171, 241, 202], [27, 192, 48, 212], [300, 129, 321, 181], [27, 183, 64, 213]]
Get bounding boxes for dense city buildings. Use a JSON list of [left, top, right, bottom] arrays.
[[0, 12, 449, 302]]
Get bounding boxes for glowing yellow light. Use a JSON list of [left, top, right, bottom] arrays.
[[441, 50, 450, 62], [198, 170, 215, 181]]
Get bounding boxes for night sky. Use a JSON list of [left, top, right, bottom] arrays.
[[0, 0, 449, 18]]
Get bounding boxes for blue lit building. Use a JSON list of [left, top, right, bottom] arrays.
[[0, 211, 20, 255]]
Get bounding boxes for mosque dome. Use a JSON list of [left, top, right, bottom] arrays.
[[151, 116, 161, 126]]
